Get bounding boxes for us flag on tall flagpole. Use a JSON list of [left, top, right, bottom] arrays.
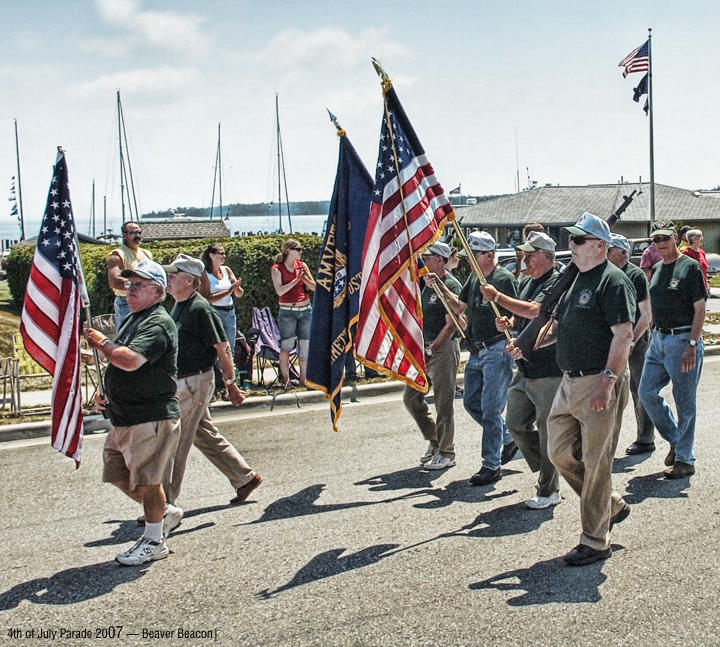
[[20, 150, 83, 465], [619, 40, 649, 77], [355, 79, 454, 392]]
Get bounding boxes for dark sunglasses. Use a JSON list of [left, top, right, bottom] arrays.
[[652, 235, 671, 243], [126, 230, 142, 236], [291, 246, 302, 252], [570, 234, 600, 245], [213, 250, 226, 255]]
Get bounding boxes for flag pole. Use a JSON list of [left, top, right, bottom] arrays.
[[58, 146, 106, 401], [647, 27, 655, 234]]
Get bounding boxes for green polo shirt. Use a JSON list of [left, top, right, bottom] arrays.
[[556, 260, 636, 372], [648, 254, 707, 329], [171, 292, 227, 375], [621, 261, 649, 325], [460, 265, 518, 344], [421, 272, 463, 343], [105, 303, 180, 427], [516, 267, 562, 379]]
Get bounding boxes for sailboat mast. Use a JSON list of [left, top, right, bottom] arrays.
[[209, 122, 221, 220], [14, 118, 25, 240], [275, 94, 282, 232], [90, 179, 96, 237], [117, 91, 125, 222], [218, 122, 223, 221]]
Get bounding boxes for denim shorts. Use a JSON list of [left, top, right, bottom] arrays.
[[277, 306, 312, 348]]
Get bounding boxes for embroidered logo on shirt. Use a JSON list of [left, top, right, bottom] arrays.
[[578, 289, 592, 306]]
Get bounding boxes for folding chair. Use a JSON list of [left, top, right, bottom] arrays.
[[250, 307, 300, 387]]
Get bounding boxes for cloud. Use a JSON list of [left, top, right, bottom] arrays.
[[253, 27, 412, 73], [75, 66, 200, 98], [94, 0, 207, 54]]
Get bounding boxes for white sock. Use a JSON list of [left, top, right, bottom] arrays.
[[143, 521, 163, 543]]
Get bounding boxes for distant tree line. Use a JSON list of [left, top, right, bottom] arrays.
[[143, 201, 331, 219]]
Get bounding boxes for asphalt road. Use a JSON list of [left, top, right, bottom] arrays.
[[1, 357, 720, 647]]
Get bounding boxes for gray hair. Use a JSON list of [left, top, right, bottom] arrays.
[[686, 229, 703, 244]]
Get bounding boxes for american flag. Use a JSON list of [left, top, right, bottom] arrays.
[[355, 86, 454, 392], [20, 151, 84, 465], [619, 40, 649, 78]]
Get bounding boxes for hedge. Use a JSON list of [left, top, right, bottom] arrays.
[[7, 234, 324, 332]]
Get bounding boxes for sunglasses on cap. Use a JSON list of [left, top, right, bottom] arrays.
[[570, 234, 600, 245], [652, 234, 672, 243]]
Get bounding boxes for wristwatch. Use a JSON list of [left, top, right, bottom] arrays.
[[224, 377, 236, 386], [688, 339, 697, 347], [602, 368, 618, 379], [100, 338, 111, 348]]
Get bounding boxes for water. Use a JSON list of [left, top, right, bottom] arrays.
[[0, 213, 328, 246]]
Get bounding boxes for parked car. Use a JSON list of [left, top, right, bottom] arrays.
[[705, 252, 720, 280]]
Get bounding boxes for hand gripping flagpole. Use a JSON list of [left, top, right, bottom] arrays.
[[371, 59, 511, 343], [58, 147, 106, 402]]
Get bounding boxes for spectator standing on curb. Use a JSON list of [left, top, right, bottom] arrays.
[[106, 222, 153, 331]]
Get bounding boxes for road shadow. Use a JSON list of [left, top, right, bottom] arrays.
[[612, 453, 653, 473], [0, 561, 149, 610], [355, 466, 453, 491], [442, 501, 557, 538], [242, 484, 432, 525], [469, 545, 625, 605], [84, 504, 231, 547], [623, 472, 691, 505], [257, 543, 400, 599], [411, 475, 520, 509]]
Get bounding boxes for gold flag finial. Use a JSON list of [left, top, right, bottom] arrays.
[[326, 108, 346, 137], [371, 57, 393, 93]]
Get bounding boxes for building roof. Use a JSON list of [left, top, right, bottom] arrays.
[[457, 183, 720, 228], [139, 219, 231, 241]]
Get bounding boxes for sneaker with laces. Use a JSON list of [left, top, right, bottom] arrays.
[[115, 537, 169, 566], [420, 443, 439, 464], [163, 504, 184, 537], [524, 491, 562, 509], [426, 453, 456, 470]]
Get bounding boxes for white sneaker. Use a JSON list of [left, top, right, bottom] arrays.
[[426, 453, 456, 470], [524, 491, 562, 509], [115, 537, 169, 566], [163, 504, 184, 537], [420, 443, 439, 464]]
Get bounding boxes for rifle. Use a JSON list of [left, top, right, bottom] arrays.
[[513, 190, 639, 358]]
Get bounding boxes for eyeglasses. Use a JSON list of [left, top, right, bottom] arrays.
[[213, 251, 226, 256], [570, 234, 600, 245], [652, 235, 671, 243], [124, 280, 152, 290]]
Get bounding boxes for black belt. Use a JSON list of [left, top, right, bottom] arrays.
[[177, 368, 212, 379], [656, 326, 692, 335], [214, 305, 234, 311], [477, 334, 506, 351], [564, 368, 603, 378]]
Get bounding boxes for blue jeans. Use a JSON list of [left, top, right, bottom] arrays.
[[639, 330, 703, 464], [463, 341, 514, 470], [114, 296, 131, 332], [214, 307, 237, 348]]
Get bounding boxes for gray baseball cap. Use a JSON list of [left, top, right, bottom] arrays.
[[121, 259, 167, 290], [164, 253, 205, 278], [422, 242, 451, 259], [610, 233, 631, 253], [517, 231, 557, 253]]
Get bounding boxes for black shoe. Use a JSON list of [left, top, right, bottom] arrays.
[[501, 441, 519, 464], [664, 461, 695, 479], [625, 441, 655, 455], [470, 466, 501, 486], [610, 502, 630, 529], [664, 447, 676, 467], [563, 544, 612, 567]]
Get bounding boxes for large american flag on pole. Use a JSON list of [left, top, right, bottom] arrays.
[[619, 40, 649, 78], [355, 83, 454, 392], [20, 151, 83, 465]]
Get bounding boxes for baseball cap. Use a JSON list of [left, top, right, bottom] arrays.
[[609, 233, 631, 253], [164, 253, 205, 278], [422, 242, 451, 259], [650, 221, 677, 237], [458, 231, 495, 256], [120, 259, 167, 290], [564, 211, 612, 244], [517, 231, 556, 253]]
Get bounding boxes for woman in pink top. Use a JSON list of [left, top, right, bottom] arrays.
[[682, 229, 709, 291], [271, 239, 316, 387]]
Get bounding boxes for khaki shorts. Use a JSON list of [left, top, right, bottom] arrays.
[[103, 418, 181, 492]]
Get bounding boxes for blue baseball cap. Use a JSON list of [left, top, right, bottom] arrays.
[[564, 211, 612, 244], [610, 233, 631, 253]]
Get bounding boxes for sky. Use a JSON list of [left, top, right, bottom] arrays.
[[1, 0, 719, 238]]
